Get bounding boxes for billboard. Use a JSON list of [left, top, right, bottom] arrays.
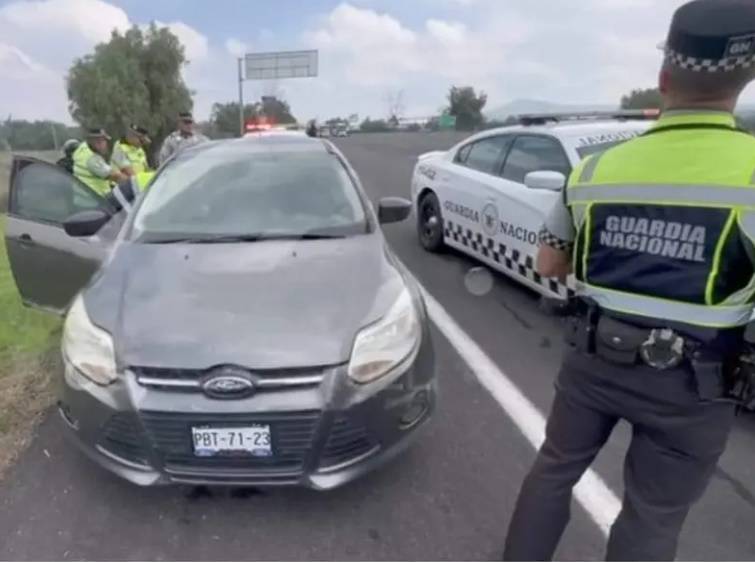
[[244, 50, 318, 80]]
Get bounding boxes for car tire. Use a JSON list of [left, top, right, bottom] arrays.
[[418, 191, 445, 252]]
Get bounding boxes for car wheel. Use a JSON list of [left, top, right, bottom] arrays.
[[418, 192, 445, 252]]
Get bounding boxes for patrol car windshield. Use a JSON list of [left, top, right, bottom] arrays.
[[131, 145, 368, 242]]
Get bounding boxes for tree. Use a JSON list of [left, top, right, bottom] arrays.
[[385, 90, 405, 123], [620, 88, 663, 110], [448, 86, 487, 131], [208, 97, 297, 138], [0, 117, 81, 151], [259, 96, 296, 124], [210, 102, 259, 138], [67, 24, 193, 160], [360, 117, 391, 133]]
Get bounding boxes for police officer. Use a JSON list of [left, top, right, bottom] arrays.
[[56, 138, 80, 174], [158, 111, 208, 165], [72, 128, 127, 196], [111, 124, 151, 176], [503, 1, 755, 560]]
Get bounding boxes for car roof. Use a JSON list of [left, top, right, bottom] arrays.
[[188, 132, 330, 157], [469, 119, 653, 142]]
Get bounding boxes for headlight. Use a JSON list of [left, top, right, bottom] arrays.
[[62, 295, 117, 385], [348, 288, 421, 384]]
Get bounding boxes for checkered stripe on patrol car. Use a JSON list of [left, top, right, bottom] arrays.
[[444, 220, 575, 298], [666, 48, 755, 72]]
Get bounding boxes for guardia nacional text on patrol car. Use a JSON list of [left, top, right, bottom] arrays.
[[410, 111, 659, 300]]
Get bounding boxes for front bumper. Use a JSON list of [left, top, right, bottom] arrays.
[[56, 335, 436, 489]]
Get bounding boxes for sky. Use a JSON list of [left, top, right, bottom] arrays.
[[1, 0, 754, 125]]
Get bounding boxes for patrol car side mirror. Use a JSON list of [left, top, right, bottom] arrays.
[[63, 209, 112, 237], [525, 171, 566, 192], [378, 197, 412, 224]]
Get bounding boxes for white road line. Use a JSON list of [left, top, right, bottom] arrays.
[[421, 288, 621, 536]]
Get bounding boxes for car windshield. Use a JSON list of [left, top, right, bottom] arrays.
[[131, 142, 368, 242]]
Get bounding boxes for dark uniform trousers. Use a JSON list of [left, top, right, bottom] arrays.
[[503, 348, 736, 561]]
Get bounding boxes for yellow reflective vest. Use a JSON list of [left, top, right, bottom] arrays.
[[133, 170, 155, 191], [566, 110, 755, 329], [72, 143, 111, 196], [113, 140, 149, 175]]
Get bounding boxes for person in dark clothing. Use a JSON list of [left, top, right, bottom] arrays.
[[56, 138, 80, 174]]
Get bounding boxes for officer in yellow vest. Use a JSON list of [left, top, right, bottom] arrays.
[[72, 128, 127, 197], [504, 1, 755, 560], [111, 124, 151, 176]]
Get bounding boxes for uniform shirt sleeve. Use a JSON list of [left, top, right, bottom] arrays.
[[539, 200, 575, 251], [159, 133, 178, 165], [87, 153, 112, 178], [537, 160, 586, 251], [111, 144, 130, 169]]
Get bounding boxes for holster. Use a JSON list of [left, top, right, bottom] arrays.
[[690, 353, 728, 401], [594, 316, 647, 365], [732, 354, 755, 409], [563, 298, 599, 354]]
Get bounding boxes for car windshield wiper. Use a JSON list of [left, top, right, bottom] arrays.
[[143, 233, 347, 244]]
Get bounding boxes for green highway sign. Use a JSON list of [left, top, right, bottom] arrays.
[[438, 114, 457, 129]]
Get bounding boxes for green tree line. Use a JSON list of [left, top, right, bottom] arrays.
[[0, 119, 80, 151]]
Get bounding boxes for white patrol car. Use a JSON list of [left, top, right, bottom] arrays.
[[410, 111, 659, 300]]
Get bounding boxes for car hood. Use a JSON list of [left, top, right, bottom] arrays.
[[84, 234, 405, 369], [417, 150, 446, 162]]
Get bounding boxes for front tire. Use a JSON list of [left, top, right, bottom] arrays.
[[417, 192, 445, 252]]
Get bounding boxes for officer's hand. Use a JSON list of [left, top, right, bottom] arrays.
[[110, 171, 128, 184]]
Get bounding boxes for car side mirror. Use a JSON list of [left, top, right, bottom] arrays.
[[524, 171, 566, 192], [63, 209, 112, 237], [378, 197, 412, 224]]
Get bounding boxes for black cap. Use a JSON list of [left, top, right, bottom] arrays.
[[664, 0, 755, 72], [86, 128, 111, 140], [129, 124, 149, 136], [178, 111, 194, 123]]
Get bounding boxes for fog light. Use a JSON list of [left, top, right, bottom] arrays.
[[399, 391, 429, 429], [58, 401, 79, 430]]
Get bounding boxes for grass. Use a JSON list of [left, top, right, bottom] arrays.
[[0, 151, 63, 478]]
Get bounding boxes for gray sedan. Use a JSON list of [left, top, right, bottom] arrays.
[[4, 134, 436, 488]]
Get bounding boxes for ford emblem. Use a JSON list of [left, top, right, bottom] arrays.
[[202, 369, 255, 399]]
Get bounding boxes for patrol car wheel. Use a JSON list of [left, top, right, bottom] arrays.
[[418, 192, 445, 252]]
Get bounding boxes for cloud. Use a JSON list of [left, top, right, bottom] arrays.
[[154, 20, 209, 63], [0, 42, 53, 79], [0, 0, 129, 45], [0, 0, 212, 121], [225, 38, 247, 58], [292, 0, 707, 120]]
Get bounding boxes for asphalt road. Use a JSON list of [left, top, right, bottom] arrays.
[[1, 132, 754, 561]]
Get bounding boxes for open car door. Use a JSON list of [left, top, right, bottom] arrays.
[[4, 157, 122, 314]]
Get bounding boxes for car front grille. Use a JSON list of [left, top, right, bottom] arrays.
[[130, 366, 326, 392], [319, 414, 378, 470], [140, 410, 320, 476], [99, 413, 151, 466]]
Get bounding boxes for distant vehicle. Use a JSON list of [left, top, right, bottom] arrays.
[[318, 127, 331, 138], [410, 110, 659, 301], [334, 127, 349, 138], [5, 132, 435, 489]]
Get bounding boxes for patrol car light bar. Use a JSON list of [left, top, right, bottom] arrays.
[[518, 109, 660, 126]]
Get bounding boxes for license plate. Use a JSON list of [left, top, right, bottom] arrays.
[[191, 425, 272, 457]]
